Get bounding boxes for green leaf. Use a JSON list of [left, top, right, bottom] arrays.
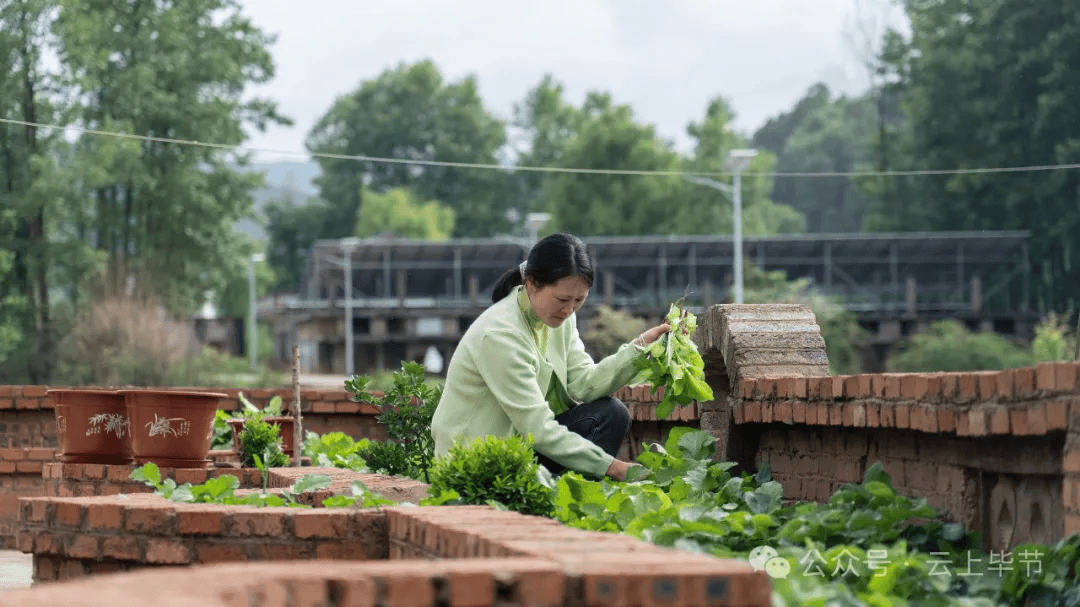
[[130, 462, 161, 487], [863, 462, 891, 486], [291, 474, 333, 494], [676, 430, 716, 461]]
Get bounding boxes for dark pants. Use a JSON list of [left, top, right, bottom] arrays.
[[535, 396, 631, 474]]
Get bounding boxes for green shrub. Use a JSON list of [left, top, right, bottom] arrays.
[[354, 440, 412, 478], [238, 418, 289, 468], [428, 435, 555, 517], [888, 319, 1033, 372]]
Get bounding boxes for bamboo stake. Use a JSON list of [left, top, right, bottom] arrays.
[[292, 344, 302, 467]]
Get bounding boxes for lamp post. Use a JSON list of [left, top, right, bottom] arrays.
[[681, 148, 757, 304], [248, 252, 265, 371], [340, 237, 360, 377], [524, 212, 550, 245]]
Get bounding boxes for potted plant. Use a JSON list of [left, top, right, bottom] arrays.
[[120, 389, 226, 469], [226, 393, 296, 455], [49, 389, 131, 464]]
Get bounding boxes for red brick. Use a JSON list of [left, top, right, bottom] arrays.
[[0, 386, 13, 397], [791, 377, 808, 399], [0, 397, 14, 409], [102, 535, 140, 560], [1046, 400, 1069, 431], [21, 385, 48, 397], [869, 374, 887, 397], [1013, 367, 1036, 397], [866, 403, 880, 427], [175, 469, 208, 485], [178, 510, 225, 535], [14, 398, 39, 410], [842, 404, 855, 427], [0, 461, 17, 473], [938, 374, 959, 400], [1028, 404, 1048, 435], [900, 374, 929, 400], [761, 401, 773, 423], [261, 543, 312, 560], [996, 370, 1016, 400], [15, 461, 42, 473], [1036, 362, 1056, 392], [312, 401, 336, 414], [75, 483, 96, 497], [1064, 451, 1080, 473], [792, 402, 806, 424], [842, 376, 859, 399], [895, 404, 911, 429], [958, 374, 979, 401], [26, 500, 48, 523], [1010, 409, 1031, 436], [969, 410, 989, 436], [738, 380, 754, 400], [775, 402, 792, 424], [293, 511, 350, 539], [55, 502, 84, 528], [938, 408, 957, 433], [65, 534, 100, 559], [381, 570, 436, 607], [335, 401, 361, 414], [884, 375, 902, 398], [732, 404, 745, 424], [745, 402, 761, 423], [86, 503, 124, 530], [196, 543, 249, 563], [829, 403, 842, 426], [1066, 514, 1080, 536], [1056, 363, 1080, 391], [230, 511, 287, 536], [808, 377, 831, 399], [82, 464, 105, 480], [27, 447, 56, 461], [978, 373, 998, 400], [145, 538, 190, 564], [126, 506, 177, 534], [33, 531, 55, 554], [0, 447, 25, 460]]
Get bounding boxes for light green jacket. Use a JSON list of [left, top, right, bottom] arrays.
[[431, 286, 641, 477]]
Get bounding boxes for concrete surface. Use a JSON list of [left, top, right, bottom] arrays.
[[0, 550, 32, 590]]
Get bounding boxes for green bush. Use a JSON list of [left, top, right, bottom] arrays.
[[428, 435, 555, 517], [887, 319, 1034, 372], [237, 418, 289, 468], [354, 440, 412, 478]]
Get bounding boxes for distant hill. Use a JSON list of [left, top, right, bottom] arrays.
[[235, 161, 321, 242]]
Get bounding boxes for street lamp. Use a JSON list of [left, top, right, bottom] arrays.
[[248, 252, 265, 371], [725, 149, 758, 304], [524, 212, 550, 244], [340, 237, 361, 377]]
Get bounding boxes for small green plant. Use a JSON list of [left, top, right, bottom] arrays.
[[238, 393, 284, 420], [238, 417, 289, 469], [321, 480, 397, 508], [427, 434, 555, 517], [302, 431, 370, 470], [633, 302, 714, 419], [345, 360, 441, 481], [210, 409, 234, 450], [129, 462, 331, 508]]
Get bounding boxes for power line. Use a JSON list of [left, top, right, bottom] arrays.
[[3, 117, 1080, 179]]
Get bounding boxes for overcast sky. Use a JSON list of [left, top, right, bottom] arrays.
[[236, 0, 905, 163]]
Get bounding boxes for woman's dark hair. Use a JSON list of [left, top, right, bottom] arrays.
[[491, 233, 596, 303]]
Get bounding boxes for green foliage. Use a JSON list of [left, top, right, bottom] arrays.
[[355, 187, 455, 240], [321, 481, 396, 509], [742, 263, 866, 375], [427, 434, 555, 517], [210, 410, 234, 451], [238, 393, 284, 421], [581, 305, 647, 360], [130, 462, 330, 508], [633, 304, 713, 419], [1032, 313, 1078, 363], [237, 418, 289, 469], [306, 59, 509, 238], [344, 361, 441, 482], [302, 431, 370, 470], [888, 320, 1033, 372]]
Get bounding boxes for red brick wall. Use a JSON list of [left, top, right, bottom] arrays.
[[727, 362, 1080, 551]]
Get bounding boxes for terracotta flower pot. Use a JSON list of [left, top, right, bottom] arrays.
[[120, 389, 226, 469], [49, 389, 131, 464], [226, 416, 296, 456]]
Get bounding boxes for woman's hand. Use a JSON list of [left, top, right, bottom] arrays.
[[635, 323, 670, 348], [606, 458, 632, 481]]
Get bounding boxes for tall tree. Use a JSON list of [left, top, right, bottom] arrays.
[[306, 60, 508, 238], [53, 0, 289, 315], [879, 0, 1080, 311]]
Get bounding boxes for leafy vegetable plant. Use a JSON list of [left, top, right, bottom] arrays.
[[427, 434, 555, 517], [345, 360, 441, 481], [129, 462, 331, 508], [238, 417, 289, 469], [633, 303, 713, 418]]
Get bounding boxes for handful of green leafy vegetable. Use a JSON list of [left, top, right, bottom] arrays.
[[633, 302, 713, 419]]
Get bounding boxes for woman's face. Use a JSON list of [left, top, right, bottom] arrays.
[[526, 276, 590, 328]]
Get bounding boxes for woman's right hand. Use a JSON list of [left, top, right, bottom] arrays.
[[606, 458, 632, 481]]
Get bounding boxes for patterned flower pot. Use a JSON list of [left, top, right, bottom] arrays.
[[49, 389, 131, 464], [226, 416, 296, 455], [120, 389, 226, 469]]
